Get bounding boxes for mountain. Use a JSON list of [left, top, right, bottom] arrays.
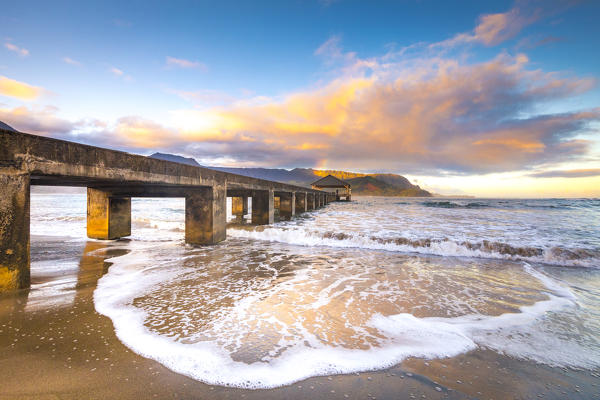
[[0, 120, 16, 131], [149, 152, 201, 167], [346, 176, 431, 197], [148, 152, 433, 197]]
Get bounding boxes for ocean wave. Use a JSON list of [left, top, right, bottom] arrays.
[[422, 201, 490, 209], [228, 227, 600, 268]]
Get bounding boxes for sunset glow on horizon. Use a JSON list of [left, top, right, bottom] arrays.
[[1, 0, 599, 197]]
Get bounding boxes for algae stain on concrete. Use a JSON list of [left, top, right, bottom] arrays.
[[0, 267, 19, 290]]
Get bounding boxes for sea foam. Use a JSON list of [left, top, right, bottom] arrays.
[[94, 243, 598, 389]]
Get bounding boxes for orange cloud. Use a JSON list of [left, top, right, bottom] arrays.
[[158, 52, 596, 172], [0, 76, 42, 100]]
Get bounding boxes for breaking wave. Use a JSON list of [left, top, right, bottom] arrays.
[[228, 227, 600, 268], [422, 201, 490, 209]]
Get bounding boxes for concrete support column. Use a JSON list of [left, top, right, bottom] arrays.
[[295, 192, 307, 213], [0, 171, 30, 291], [307, 193, 315, 210], [232, 196, 245, 221], [87, 188, 131, 240], [252, 189, 274, 225], [185, 186, 227, 245], [279, 192, 295, 220]]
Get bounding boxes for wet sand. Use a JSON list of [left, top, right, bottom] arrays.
[[1, 236, 599, 400]]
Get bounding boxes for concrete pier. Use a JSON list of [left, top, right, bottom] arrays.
[[277, 192, 295, 220], [295, 192, 307, 213], [0, 128, 336, 291], [87, 188, 131, 240], [185, 186, 227, 245], [0, 171, 30, 291], [251, 189, 274, 225], [231, 196, 246, 221], [307, 193, 315, 210]]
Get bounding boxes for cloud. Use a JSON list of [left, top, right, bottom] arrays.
[[63, 57, 82, 66], [528, 169, 600, 178], [431, 1, 573, 48], [0, 105, 74, 135], [155, 49, 598, 171], [166, 56, 207, 70], [0, 76, 42, 100], [516, 35, 564, 50], [110, 67, 124, 76], [167, 88, 235, 106], [4, 42, 29, 56], [109, 67, 132, 81]]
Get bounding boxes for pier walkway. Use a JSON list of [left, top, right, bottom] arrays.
[[0, 128, 334, 290]]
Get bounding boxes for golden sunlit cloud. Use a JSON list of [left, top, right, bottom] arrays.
[[0, 76, 42, 100]]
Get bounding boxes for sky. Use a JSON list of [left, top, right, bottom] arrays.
[[1, 0, 599, 197]]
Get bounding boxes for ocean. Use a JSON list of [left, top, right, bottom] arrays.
[[25, 194, 600, 390]]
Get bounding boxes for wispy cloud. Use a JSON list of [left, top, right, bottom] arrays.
[[63, 57, 82, 66], [430, 1, 572, 49], [515, 35, 564, 50], [4, 42, 29, 56], [0, 76, 42, 100], [167, 88, 235, 106], [109, 66, 133, 81], [166, 56, 207, 70], [110, 67, 124, 76], [529, 169, 600, 178]]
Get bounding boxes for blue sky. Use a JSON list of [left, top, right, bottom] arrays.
[[1, 0, 599, 196]]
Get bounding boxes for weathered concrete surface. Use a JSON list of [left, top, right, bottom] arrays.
[[295, 192, 307, 213], [232, 196, 245, 221], [278, 192, 295, 220], [252, 190, 274, 225], [185, 186, 227, 244], [307, 193, 315, 210], [0, 170, 30, 290], [87, 188, 131, 240]]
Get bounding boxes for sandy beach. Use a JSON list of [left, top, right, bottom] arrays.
[[1, 234, 598, 400]]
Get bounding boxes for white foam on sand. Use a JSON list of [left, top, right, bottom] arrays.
[[94, 244, 599, 389]]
